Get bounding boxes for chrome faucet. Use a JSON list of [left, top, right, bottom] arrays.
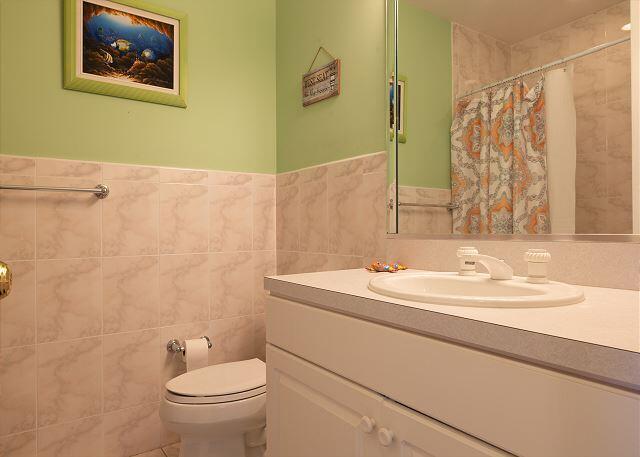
[[456, 247, 513, 280]]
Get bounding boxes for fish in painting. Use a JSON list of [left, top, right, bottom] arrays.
[[110, 38, 133, 52]]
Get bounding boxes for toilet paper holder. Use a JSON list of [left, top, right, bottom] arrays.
[[166, 336, 213, 355]]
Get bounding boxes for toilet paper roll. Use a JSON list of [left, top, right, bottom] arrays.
[[182, 338, 208, 372]]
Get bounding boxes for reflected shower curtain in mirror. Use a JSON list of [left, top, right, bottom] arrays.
[[451, 80, 550, 234]]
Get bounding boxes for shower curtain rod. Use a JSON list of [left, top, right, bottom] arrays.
[[457, 36, 631, 100]]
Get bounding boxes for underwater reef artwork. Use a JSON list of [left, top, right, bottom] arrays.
[[65, 0, 186, 106], [82, 1, 176, 90]]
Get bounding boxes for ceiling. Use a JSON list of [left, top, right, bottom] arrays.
[[406, 0, 627, 43]]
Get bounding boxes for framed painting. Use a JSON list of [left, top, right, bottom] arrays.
[[389, 74, 407, 143], [64, 0, 187, 107]]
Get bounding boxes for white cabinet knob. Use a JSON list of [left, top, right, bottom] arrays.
[[359, 416, 376, 433], [377, 427, 394, 446]]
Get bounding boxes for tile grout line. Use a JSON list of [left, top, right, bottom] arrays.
[[208, 180, 213, 324], [33, 160, 39, 453], [99, 162, 105, 452]]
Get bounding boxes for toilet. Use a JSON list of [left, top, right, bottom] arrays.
[[160, 358, 267, 457]]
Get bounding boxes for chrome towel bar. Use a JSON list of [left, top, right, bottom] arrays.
[[399, 202, 459, 210], [389, 199, 459, 211], [0, 183, 109, 199]]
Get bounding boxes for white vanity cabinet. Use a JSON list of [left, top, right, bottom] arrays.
[[266, 344, 382, 457], [266, 296, 640, 457], [267, 344, 510, 457], [377, 397, 509, 457]]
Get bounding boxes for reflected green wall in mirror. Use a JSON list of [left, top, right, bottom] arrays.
[[397, 0, 451, 189]]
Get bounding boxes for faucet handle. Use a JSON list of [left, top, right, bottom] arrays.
[[457, 246, 479, 257], [457, 247, 479, 275], [524, 249, 551, 283]]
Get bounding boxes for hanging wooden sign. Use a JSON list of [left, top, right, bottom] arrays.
[[302, 58, 341, 107]]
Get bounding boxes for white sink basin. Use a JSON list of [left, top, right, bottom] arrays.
[[368, 272, 585, 308]]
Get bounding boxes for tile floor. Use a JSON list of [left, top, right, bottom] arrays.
[[134, 442, 179, 457]]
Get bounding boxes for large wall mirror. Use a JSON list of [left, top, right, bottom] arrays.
[[387, 0, 639, 237]]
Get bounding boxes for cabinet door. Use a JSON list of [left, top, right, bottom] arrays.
[[378, 399, 512, 457], [267, 344, 383, 457]]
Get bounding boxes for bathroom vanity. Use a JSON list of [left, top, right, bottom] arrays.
[[264, 269, 640, 457]]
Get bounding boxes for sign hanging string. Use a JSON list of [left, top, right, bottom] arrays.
[[307, 46, 337, 73]]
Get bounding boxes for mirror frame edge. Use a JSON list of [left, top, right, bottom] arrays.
[[387, 0, 400, 235], [386, 233, 640, 243]]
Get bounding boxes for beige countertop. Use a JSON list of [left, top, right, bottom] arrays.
[[265, 269, 640, 392]]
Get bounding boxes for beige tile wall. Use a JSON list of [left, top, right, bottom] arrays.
[[510, 1, 632, 234], [386, 238, 640, 291], [276, 152, 388, 274], [0, 154, 275, 457], [451, 23, 511, 99]]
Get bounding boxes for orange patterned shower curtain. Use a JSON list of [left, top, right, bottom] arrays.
[[450, 80, 550, 234]]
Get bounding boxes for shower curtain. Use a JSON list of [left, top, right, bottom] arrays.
[[545, 66, 576, 234], [450, 79, 550, 234]]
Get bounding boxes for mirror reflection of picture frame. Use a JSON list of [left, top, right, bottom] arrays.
[[64, 0, 188, 108], [389, 75, 407, 143]]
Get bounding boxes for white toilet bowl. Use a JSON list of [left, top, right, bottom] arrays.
[[160, 358, 266, 457]]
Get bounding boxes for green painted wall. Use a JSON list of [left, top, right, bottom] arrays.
[[397, 0, 451, 189], [276, 0, 387, 173], [0, 0, 276, 173]]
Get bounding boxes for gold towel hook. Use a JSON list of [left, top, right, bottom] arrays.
[[0, 261, 12, 300]]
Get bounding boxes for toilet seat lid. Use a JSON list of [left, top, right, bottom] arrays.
[[166, 358, 266, 398]]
